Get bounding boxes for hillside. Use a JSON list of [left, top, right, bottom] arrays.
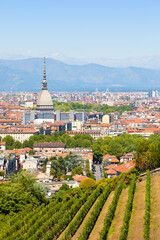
[[0, 171, 159, 240], [0, 58, 160, 91]]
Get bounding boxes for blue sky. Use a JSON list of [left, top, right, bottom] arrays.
[[1, 0, 160, 61]]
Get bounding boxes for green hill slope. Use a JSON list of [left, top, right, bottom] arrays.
[[1, 172, 160, 239]]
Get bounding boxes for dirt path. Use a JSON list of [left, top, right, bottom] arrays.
[[107, 187, 129, 240], [127, 180, 146, 240], [71, 198, 99, 240], [150, 174, 160, 240], [88, 191, 114, 240]]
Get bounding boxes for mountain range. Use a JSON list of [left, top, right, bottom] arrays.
[[0, 58, 160, 91]]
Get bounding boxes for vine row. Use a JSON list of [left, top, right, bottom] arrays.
[[78, 184, 112, 240], [99, 180, 123, 240], [119, 174, 136, 240], [143, 170, 151, 240]]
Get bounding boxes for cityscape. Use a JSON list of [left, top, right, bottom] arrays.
[[0, 1, 160, 239]]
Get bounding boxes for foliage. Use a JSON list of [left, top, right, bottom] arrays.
[[135, 137, 160, 170], [65, 153, 84, 172], [78, 184, 111, 240], [59, 184, 70, 191], [53, 101, 133, 114], [86, 169, 95, 180], [96, 167, 139, 189], [3, 188, 85, 240], [13, 140, 22, 149], [79, 178, 96, 188], [50, 156, 67, 179], [3, 135, 14, 150], [42, 192, 89, 240], [0, 171, 4, 176], [29, 149, 34, 155], [60, 185, 103, 240], [143, 170, 151, 240], [99, 180, 123, 239], [71, 166, 83, 176], [1, 131, 147, 164], [119, 174, 136, 240], [0, 171, 47, 215]]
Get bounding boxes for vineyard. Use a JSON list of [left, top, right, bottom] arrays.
[[0, 171, 160, 240]]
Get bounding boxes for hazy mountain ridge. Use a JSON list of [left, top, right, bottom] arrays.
[[0, 58, 159, 91]]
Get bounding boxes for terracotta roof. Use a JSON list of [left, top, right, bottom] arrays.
[[11, 149, 26, 154], [23, 147, 32, 152], [114, 160, 135, 173], [110, 158, 119, 163], [0, 119, 21, 123], [104, 164, 117, 170], [34, 142, 66, 148], [73, 175, 88, 182], [0, 129, 38, 134], [106, 169, 117, 175]]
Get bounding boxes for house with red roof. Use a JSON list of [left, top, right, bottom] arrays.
[[102, 154, 119, 168], [114, 160, 135, 176], [73, 175, 88, 186]]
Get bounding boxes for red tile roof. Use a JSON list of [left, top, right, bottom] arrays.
[[73, 175, 88, 182], [114, 160, 135, 173], [104, 164, 117, 170], [106, 169, 117, 175], [34, 142, 66, 148]]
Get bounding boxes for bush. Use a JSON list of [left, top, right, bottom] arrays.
[[59, 184, 70, 191], [79, 178, 96, 188]]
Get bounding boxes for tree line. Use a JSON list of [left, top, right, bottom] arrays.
[[53, 101, 133, 114], [3, 132, 160, 170]]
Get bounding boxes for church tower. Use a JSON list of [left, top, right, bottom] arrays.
[[36, 57, 54, 112]]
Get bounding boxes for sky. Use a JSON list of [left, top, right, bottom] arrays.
[[1, 0, 160, 63]]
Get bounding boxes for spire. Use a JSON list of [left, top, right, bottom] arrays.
[[42, 57, 48, 90]]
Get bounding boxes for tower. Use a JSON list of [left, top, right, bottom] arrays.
[[36, 57, 54, 112]]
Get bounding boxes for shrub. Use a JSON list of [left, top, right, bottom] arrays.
[[79, 178, 96, 188]]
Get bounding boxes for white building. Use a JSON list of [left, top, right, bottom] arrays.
[[23, 156, 38, 170], [0, 129, 39, 142]]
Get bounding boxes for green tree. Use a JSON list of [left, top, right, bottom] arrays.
[[3, 135, 14, 150], [92, 143, 102, 163], [107, 141, 123, 158], [79, 178, 96, 188], [13, 140, 22, 149], [65, 153, 83, 172], [101, 145, 108, 155], [71, 166, 83, 176], [0, 171, 47, 214]]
